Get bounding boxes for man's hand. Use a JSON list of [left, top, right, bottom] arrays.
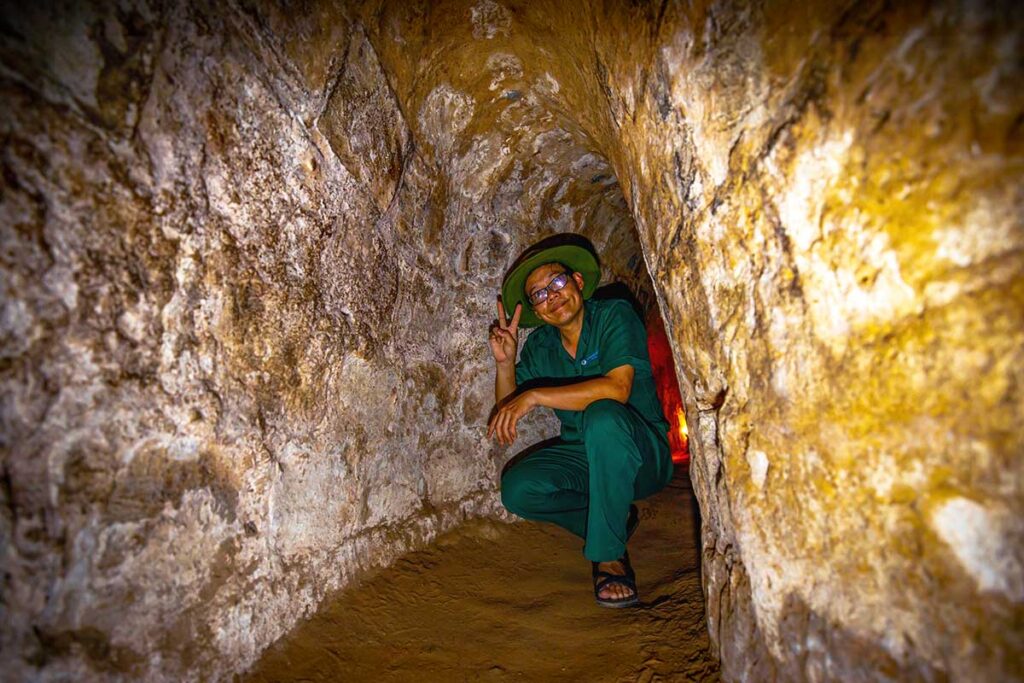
[[489, 299, 522, 365], [487, 390, 536, 445]]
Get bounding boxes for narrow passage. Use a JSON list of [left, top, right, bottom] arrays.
[[243, 471, 718, 682]]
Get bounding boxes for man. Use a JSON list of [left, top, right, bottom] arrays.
[[487, 237, 673, 608]]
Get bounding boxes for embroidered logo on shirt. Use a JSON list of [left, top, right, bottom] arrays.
[[580, 351, 599, 366]]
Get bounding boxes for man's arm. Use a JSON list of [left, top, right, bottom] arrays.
[[488, 365, 634, 445], [489, 299, 651, 445], [489, 300, 522, 404], [495, 360, 516, 404], [529, 364, 634, 410]]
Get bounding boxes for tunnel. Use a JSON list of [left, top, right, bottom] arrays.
[[1, 0, 1022, 681]]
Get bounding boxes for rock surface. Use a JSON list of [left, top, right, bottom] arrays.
[[361, 1, 1024, 680], [0, 1, 648, 680], [1, 0, 1021, 681], [244, 472, 716, 683]]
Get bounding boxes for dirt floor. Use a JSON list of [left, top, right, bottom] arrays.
[[241, 471, 719, 682]]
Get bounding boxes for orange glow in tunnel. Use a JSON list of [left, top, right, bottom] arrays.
[[646, 313, 689, 466]]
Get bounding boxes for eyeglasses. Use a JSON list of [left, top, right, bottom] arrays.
[[527, 272, 571, 306]]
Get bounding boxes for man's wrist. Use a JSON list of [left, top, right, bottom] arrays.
[[524, 387, 542, 408], [496, 359, 516, 371]]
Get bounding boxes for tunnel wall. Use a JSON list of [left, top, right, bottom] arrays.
[[0, 2, 577, 680], [359, 1, 1024, 681], [2, 0, 1022, 681], [580, 1, 1022, 680]]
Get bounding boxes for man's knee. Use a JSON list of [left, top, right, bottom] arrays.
[[582, 398, 630, 437], [582, 399, 642, 469], [500, 465, 535, 516]]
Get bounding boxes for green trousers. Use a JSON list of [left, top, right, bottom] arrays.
[[500, 399, 674, 562]]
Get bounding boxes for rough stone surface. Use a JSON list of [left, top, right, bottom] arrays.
[[244, 473, 717, 682], [0, 1, 567, 680], [1, 1, 1022, 681], [360, 1, 1023, 680]]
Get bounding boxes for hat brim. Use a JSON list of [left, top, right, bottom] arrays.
[[500, 244, 600, 328]]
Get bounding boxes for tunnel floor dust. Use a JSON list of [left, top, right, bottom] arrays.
[[242, 471, 718, 682]]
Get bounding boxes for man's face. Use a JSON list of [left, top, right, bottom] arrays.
[[524, 263, 585, 328]]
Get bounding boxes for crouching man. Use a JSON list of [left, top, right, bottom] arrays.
[[487, 236, 673, 607]]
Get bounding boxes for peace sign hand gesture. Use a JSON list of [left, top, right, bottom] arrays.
[[489, 298, 522, 365]]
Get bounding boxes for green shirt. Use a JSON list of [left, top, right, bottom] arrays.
[[515, 298, 670, 443]]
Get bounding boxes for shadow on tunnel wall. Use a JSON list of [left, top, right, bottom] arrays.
[[592, 281, 645, 319], [724, 590, 948, 682]]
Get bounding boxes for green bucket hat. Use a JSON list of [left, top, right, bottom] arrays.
[[500, 234, 601, 328]]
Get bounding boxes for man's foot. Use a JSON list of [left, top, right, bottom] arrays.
[[592, 551, 639, 608]]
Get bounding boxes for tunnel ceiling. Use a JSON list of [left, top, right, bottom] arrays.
[[320, 0, 657, 299], [1, 1, 1022, 682]]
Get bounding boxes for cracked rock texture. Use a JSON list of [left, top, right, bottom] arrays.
[[2, 0, 1022, 681]]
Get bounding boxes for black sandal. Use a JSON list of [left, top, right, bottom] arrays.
[[592, 549, 639, 608]]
